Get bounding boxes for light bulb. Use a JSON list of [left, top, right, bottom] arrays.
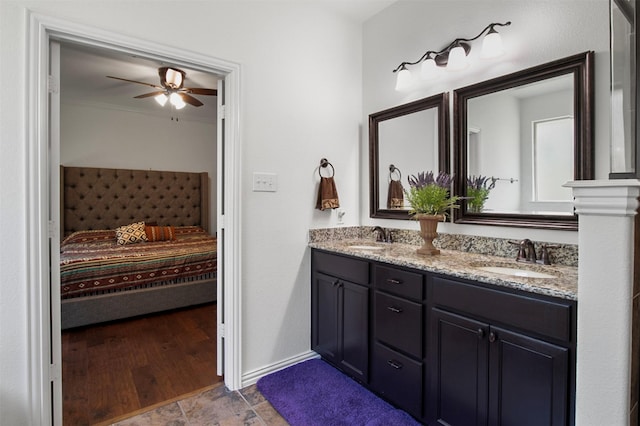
[[165, 68, 183, 88], [420, 58, 441, 80], [154, 93, 168, 106], [170, 92, 186, 109], [394, 67, 412, 91], [446, 45, 468, 71], [482, 29, 504, 58]]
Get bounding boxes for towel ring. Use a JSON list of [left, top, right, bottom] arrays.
[[389, 164, 402, 182], [319, 158, 335, 178]]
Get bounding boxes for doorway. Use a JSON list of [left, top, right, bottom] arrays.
[[27, 13, 242, 426], [56, 40, 222, 424]]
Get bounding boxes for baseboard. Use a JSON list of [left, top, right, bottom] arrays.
[[241, 350, 320, 387]]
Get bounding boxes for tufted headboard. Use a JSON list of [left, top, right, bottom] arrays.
[[60, 166, 209, 236]]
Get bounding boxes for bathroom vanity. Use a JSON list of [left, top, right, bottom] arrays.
[[310, 241, 577, 426]]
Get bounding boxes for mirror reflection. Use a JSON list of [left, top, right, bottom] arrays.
[[466, 74, 574, 215], [454, 51, 594, 229], [369, 94, 449, 220]]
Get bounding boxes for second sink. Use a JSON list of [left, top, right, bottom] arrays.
[[347, 245, 386, 251], [476, 266, 556, 279]]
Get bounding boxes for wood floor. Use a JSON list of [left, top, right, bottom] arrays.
[[62, 303, 221, 426]]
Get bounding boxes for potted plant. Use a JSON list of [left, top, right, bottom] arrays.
[[466, 175, 498, 213], [405, 171, 460, 255]]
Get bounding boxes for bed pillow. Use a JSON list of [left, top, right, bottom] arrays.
[[145, 225, 177, 242], [115, 221, 148, 245]]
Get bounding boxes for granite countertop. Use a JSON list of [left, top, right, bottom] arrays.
[[309, 239, 578, 301]]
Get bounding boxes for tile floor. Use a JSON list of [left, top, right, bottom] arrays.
[[109, 383, 289, 426]]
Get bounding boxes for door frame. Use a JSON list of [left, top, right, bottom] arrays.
[[27, 11, 243, 425]]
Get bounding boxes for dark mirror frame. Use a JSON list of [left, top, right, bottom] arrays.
[[369, 93, 450, 220], [453, 51, 594, 230]]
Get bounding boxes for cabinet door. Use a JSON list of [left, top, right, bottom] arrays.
[[312, 272, 339, 364], [428, 308, 489, 426], [340, 280, 369, 382], [488, 326, 569, 426]]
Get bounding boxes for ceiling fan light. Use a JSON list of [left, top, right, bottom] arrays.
[[165, 68, 183, 88], [170, 92, 186, 109], [154, 93, 168, 106]]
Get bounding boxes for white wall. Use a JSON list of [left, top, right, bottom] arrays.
[[0, 1, 363, 424], [362, 0, 610, 244], [60, 102, 218, 231], [468, 93, 521, 212]]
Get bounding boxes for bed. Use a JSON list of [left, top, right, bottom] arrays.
[[59, 165, 217, 329]]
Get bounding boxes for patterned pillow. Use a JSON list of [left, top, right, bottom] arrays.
[[145, 225, 177, 242], [115, 221, 148, 245]]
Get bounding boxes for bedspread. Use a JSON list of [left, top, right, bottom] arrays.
[[60, 226, 217, 298]]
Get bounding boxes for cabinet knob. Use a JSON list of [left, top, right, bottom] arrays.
[[332, 280, 340, 287], [387, 359, 403, 369], [386, 278, 402, 285], [477, 328, 485, 339], [387, 306, 403, 313], [489, 331, 497, 343]]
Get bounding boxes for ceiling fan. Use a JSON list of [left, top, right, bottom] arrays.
[[107, 66, 217, 109]]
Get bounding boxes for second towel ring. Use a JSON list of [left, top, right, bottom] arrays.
[[389, 164, 402, 181], [319, 158, 335, 178]]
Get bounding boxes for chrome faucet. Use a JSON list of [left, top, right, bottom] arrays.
[[372, 226, 393, 243]]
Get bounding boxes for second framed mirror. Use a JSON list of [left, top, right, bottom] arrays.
[[369, 93, 450, 220], [453, 51, 594, 230]]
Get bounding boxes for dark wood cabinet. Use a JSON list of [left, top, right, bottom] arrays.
[[429, 308, 489, 426], [428, 276, 575, 426], [310, 248, 576, 425], [311, 251, 369, 383], [370, 263, 425, 419], [488, 325, 569, 426]]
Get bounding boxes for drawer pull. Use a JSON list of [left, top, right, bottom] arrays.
[[387, 359, 403, 369], [387, 306, 403, 313], [386, 278, 403, 285]]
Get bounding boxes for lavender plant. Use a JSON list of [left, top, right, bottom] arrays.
[[466, 175, 498, 213], [405, 171, 460, 216]]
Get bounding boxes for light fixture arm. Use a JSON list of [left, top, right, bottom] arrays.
[[392, 21, 511, 73]]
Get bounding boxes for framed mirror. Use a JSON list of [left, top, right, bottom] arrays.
[[453, 51, 594, 230], [369, 93, 449, 220]]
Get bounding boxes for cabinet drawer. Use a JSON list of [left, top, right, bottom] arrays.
[[374, 264, 423, 300], [371, 342, 422, 419], [431, 276, 573, 342], [375, 292, 423, 357], [312, 250, 369, 285]]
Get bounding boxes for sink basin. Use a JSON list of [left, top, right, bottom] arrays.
[[347, 245, 386, 251], [476, 266, 556, 279]]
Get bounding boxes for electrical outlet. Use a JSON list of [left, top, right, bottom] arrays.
[[252, 172, 278, 192], [336, 209, 345, 225]]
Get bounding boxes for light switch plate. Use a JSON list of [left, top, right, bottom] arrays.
[[252, 172, 278, 192]]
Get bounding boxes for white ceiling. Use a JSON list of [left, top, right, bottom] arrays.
[[60, 42, 220, 123]]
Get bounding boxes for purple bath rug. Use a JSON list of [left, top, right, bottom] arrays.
[[256, 359, 421, 426]]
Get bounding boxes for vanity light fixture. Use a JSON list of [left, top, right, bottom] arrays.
[[393, 21, 511, 90]]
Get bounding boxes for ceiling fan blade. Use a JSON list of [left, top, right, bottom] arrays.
[[183, 87, 218, 96], [134, 91, 166, 99], [178, 93, 204, 107], [107, 75, 163, 90]]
